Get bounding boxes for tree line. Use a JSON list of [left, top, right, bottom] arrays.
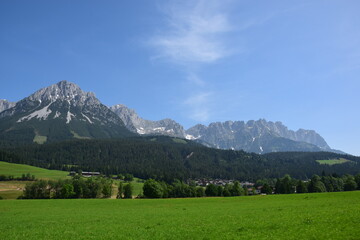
[[18, 172, 360, 200], [141, 179, 249, 198], [0, 173, 35, 181], [19, 175, 113, 199], [268, 173, 360, 194]]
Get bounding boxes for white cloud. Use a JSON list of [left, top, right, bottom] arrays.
[[183, 92, 212, 122], [151, 0, 233, 64], [186, 73, 205, 87]]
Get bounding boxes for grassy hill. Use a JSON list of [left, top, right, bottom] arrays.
[[0, 161, 69, 180], [0, 161, 70, 200], [0, 191, 359, 239]]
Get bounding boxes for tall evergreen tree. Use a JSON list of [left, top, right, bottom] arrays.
[[296, 180, 308, 193]]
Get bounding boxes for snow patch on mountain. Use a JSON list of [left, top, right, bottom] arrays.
[[66, 111, 75, 124], [185, 134, 197, 140], [81, 113, 93, 124], [53, 111, 61, 119], [17, 102, 53, 122], [136, 127, 146, 134]]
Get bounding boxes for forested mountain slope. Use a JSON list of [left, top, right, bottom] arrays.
[[1, 137, 358, 181]]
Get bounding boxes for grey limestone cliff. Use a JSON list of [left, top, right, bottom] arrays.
[[0, 99, 16, 113], [186, 119, 331, 153], [110, 104, 186, 138]]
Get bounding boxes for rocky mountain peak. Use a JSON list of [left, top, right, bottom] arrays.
[[26, 80, 97, 106], [0, 81, 133, 143], [110, 104, 186, 138]]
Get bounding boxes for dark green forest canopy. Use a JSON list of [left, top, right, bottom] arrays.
[[0, 136, 359, 181]]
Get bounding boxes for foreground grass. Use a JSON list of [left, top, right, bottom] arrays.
[[0, 161, 69, 180], [0, 191, 359, 239]]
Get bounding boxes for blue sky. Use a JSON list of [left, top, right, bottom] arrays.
[[1, 0, 359, 155]]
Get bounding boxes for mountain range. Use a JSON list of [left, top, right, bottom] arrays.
[[0, 80, 340, 154]]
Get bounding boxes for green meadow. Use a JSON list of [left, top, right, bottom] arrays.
[[0, 161, 70, 199], [316, 158, 351, 165], [0, 161, 69, 180], [1, 191, 359, 240]]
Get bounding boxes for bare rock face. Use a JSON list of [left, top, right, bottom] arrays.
[[186, 119, 331, 153], [110, 102, 334, 154], [110, 104, 186, 138], [0, 99, 16, 113]]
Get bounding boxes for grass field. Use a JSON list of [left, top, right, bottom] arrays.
[[316, 158, 351, 165], [0, 161, 70, 199], [0, 161, 69, 180], [0, 181, 31, 199], [0, 191, 359, 239], [111, 178, 144, 198]]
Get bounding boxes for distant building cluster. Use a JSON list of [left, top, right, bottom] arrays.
[[192, 178, 255, 187], [69, 171, 101, 177]]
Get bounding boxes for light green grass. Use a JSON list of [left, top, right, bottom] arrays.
[[0, 161, 69, 180], [71, 131, 91, 139], [33, 134, 47, 144], [172, 138, 187, 144], [316, 158, 351, 165], [0, 162, 70, 199], [114, 178, 144, 197], [0, 181, 30, 199], [0, 191, 359, 239]]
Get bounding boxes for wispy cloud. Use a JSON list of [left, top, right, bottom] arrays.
[[149, 0, 235, 123], [186, 73, 206, 87], [183, 91, 213, 122], [151, 0, 233, 64]]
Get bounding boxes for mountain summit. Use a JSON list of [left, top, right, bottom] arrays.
[[110, 104, 186, 138], [0, 81, 133, 144], [26, 80, 97, 105]]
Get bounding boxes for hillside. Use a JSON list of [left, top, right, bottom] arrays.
[[0, 161, 69, 180], [1, 137, 358, 181]]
